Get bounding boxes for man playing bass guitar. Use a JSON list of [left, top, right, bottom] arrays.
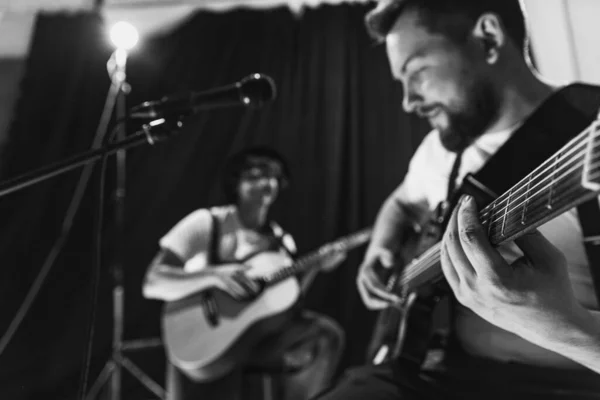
[[315, 1, 600, 399]]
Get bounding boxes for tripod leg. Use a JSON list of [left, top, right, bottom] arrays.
[[117, 355, 166, 399], [112, 354, 122, 400], [85, 361, 116, 400]]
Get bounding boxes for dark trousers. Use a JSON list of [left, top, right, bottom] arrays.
[[166, 310, 345, 400], [313, 349, 600, 400]]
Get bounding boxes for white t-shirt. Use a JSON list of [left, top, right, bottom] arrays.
[[159, 205, 296, 272], [395, 128, 600, 367]]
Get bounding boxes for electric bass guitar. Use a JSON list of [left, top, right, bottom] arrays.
[[162, 228, 371, 382], [370, 107, 600, 367], [367, 202, 451, 364]]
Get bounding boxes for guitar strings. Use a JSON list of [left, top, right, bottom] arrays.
[[483, 151, 598, 230], [401, 179, 591, 286], [399, 180, 591, 287], [485, 172, 585, 235], [479, 150, 584, 222], [487, 183, 591, 243], [263, 229, 372, 284], [479, 126, 599, 223], [397, 148, 599, 289], [480, 137, 597, 223], [483, 157, 586, 227], [479, 123, 596, 216]]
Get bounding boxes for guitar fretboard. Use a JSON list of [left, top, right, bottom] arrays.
[[397, 116, 600, 293], [261, 228, 372, 285]]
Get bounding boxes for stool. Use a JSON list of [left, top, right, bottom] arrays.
[[241, 341, 319, 400]]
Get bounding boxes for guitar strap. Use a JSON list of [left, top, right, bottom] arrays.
[[200, 209, 222, 327], [439, 151, 463, 227], [208, 209, 221, 265], [471, 83, 600, 304]]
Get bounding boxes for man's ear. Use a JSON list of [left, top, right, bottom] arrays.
[[472, 13, 506, 64]]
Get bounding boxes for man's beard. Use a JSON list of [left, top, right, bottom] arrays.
[[437, 79, 500, 153]]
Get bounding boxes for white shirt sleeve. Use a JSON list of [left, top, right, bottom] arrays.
[[282, 233, 297, 256], [159, 209, 213, 264], [391, 131, 450, 212], [271, 221, 297, 256]]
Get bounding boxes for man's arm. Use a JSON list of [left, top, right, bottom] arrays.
[[143, 249, 260, 302], [366, 194, 414, 258], [142, 249, 218, 301], [544, 308, 600, 374], [357, 191, 425, 309], [441, 195, 600, 374]]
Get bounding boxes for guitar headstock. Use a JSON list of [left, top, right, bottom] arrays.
[[582, 111, 600, 191]]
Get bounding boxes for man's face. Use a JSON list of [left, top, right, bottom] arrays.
[[237, 157, 283, 207], [386, 9, 500, 152]]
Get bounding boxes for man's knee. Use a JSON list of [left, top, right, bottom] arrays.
[[310, 363, 403, 400], [304, 311, 346, 356]]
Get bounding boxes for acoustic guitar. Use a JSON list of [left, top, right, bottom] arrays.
[[162, 228, 371, 381]]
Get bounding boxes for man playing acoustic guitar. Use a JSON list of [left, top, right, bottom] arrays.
[[143, 147, 347, 400], [315, 0, 600, 399]]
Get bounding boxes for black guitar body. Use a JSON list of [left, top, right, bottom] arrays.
[[366, 178, 496, 367]]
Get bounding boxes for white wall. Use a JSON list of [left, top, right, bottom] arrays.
[[524, 0, 600, 85]]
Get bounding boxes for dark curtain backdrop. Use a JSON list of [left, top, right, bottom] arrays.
[[0, 5, 429, 399]]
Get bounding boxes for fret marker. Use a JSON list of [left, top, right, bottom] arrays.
[[547, 152, 561, 210], [501, 189, 511, 237], [582, 120, 600, 191], [521, 175, 532, 226], [488, 201, 496, 237]]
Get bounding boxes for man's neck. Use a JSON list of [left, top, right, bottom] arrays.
[[237, 202, 270, 232], [486, 68, 556, 134]]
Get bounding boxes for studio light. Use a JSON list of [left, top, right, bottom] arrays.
[[109, 21, 139, 51]]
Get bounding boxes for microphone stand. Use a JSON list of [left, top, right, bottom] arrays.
[[84, 50, 168, 400], [0, 70, 274, 400], [0, 121, 180, 198], [0, 95, 182, 400]]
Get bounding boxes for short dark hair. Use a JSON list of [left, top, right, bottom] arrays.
[[365, 0, 527, 51], [222, 146, 291, 202]]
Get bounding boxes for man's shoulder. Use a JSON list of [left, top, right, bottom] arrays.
[[207, 204, 236, 221], [173, 205, 234, 230]]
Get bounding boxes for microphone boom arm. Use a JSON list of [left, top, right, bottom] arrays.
[[0, 120, 182, 198]]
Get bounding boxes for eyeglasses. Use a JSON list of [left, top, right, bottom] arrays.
[[239, 165, 283, 182]]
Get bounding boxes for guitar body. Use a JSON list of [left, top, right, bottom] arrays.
[[162, 251, 300, 382], [367, 203, 450, 365], [368, 179, 503, 366]]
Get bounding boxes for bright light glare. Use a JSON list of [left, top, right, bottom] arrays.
[[110, 21, 139, 50], [149, 118, 166, 127]]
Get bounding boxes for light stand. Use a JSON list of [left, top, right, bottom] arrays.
[[0, 32, 277, 396], [84, 25, 166, 400], [0, 88, 181, 400]]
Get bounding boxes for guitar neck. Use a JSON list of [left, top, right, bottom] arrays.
[[399, 116, 600, 293], [262, 228, 372, 285]]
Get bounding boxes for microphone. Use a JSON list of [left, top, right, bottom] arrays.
[[129, 73, 276, 119]]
